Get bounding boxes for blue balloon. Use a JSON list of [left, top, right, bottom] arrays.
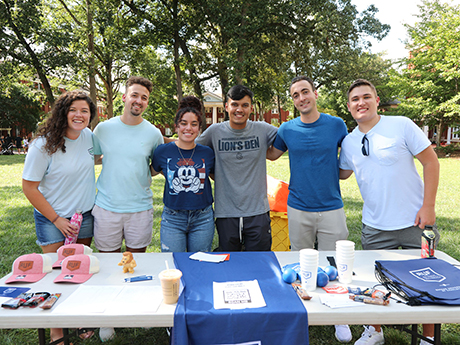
[[282, 268, 297, 283], [324, 265, 338, 281], [317, 271, 329, 287]]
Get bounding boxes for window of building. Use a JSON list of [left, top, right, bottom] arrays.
[[165, 128, 172, 136], [452, 127, 460, 140], [272, 108, 279, 114], [218, 107, 224, 113], [205, 107, 212, 113], [206, 118, 212, 124]]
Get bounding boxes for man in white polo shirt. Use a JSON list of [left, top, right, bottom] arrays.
[[339, 78, 440, 345]]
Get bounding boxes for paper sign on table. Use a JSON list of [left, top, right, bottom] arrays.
[[189, 252, 229, 263], [54, 286, 123, 314], [320, 294, 366, 309], [105, 286, 163, 314], [213, 280, 266, 310]]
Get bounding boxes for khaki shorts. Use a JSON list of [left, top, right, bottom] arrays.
[[92, 205, 154, 251], [287, 206, 349, 251]]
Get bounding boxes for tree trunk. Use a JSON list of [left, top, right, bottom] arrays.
[[173, 0, 183, 103], [87, 0, 98, 128], [277, 94, 282, 124], [218, 49, 229, 121], [436, 121, 443, 147]]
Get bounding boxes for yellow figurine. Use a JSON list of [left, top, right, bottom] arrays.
[[118, 251, 137, 274]]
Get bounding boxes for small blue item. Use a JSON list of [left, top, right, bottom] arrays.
[[282, 263, 301, 281], [324, 265, 338, 281], [282, 268, 297, 283], [317, 271, 329, 287], [124, 275, 153, 283]]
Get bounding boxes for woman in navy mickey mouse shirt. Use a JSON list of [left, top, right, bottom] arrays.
[[152, 96, 215, 252]]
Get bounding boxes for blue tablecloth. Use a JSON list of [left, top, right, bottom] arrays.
[[172, 251, 308, 345]]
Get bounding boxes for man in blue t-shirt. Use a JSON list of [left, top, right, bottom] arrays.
[[267, 76, 351, 342]]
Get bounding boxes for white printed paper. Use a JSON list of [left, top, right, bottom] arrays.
[[53, 285, 123, 314], [213, 280, 266, 310], [105, 286, 163, 314], [189, 252, 228, 263], [53, 285, 163, 314], [319, 294, 366, 309]]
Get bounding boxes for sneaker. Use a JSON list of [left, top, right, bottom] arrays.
[[420, 336, 434, 345], [354, 326, 384, 345], [99, 327, 116, 342], [335, 325, 352, 343]]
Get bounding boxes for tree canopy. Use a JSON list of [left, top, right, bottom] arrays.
[[1, 0, 391, 130], [390, 0, 460, 146]]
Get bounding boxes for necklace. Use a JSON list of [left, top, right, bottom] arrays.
[[177, 144, 196, 166]]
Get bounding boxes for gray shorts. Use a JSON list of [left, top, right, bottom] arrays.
[[92, 205, 154, 251], [361, 223, 440, 250], [287, 206, 349, 251]]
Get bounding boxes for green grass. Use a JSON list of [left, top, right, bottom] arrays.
[[1, 154, 460, 344]]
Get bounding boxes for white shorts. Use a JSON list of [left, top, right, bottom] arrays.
[[287, 206, 349, 251], [92, 205, 154, 251]]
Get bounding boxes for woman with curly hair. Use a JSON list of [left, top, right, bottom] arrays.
[[22, 90, 96, 343], [23, 90, 97, 252]]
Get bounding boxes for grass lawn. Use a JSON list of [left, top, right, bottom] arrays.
[[1, 154, 460, 344]]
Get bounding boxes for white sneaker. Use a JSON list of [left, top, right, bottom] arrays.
[[420, 336, 434, 345], [99, 327, 115, 342], [354, 326, 384, 345], [335, 325, 353, 343]]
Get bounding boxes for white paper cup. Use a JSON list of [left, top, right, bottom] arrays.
[[337, 257, 354, 284], [300, 264, 318, 291], [335, 252, 355, 259], [300, 248, 319, 258], [299, 249, 319, 291]]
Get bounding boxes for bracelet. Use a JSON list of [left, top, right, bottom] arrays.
[[51, 215, 59, 224]]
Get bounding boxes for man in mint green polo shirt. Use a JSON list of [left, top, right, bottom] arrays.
[[92, 76, 164, 254]]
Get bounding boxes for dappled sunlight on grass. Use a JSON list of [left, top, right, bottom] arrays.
[[1, 154, 460, 344]]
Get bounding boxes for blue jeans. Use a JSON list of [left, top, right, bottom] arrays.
[[160, 205, 215, 252], [34, 209, 94, 246]]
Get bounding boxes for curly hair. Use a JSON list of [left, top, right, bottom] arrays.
[[37, 90, 97, 155], [175, 95, 203, 127], [126, 76, 153, 94]]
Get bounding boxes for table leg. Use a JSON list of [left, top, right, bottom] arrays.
[[411, 324, 417, 345], [434, 324, 441, 345], [391, 324, 441, 345], [63, 328, 70, 345], [38, 328, 46, 345]]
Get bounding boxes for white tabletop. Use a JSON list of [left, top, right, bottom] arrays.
[[0, 250, 459, 329], [0, 252, 177, 328], [276, 249, 460, 325]]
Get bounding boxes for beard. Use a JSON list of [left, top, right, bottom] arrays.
[[130, 105, 143, 116]]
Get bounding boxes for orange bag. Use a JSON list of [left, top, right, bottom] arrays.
[[267, 175, 289, 212]]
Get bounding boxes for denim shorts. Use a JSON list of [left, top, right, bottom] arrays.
[[160, 205, 215, 252], [34, 209, 94, 246]]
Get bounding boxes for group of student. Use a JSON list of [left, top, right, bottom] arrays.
[[21, 75, 440, 345], [0, 134, 28, 154]]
